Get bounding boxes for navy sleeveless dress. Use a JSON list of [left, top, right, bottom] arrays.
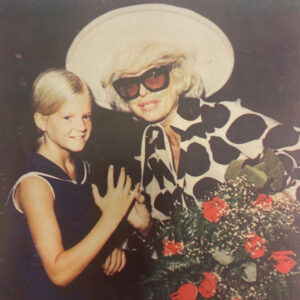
[[5, 153, 119, 299]]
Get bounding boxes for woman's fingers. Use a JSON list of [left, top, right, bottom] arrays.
[[135, 192, 145, 204], [112, 249, 126, 274], [129, 183, 140, 202], [105, 248, 124, 276], [117, 250, 126, 273], [107, 248, 118, 275], [110, 248, 121, 275], [102, 252, 112, 274]]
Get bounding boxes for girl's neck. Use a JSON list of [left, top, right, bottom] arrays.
[[37, 139, 77, 181]]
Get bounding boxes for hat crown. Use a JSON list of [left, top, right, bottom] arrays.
[[66, 4, 234, 111]]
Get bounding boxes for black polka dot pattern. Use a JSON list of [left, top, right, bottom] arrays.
[[173, 123, 206, 142], [263, 125, 299, 149], [285, 149, 300, 166], [193, 177, 221, 199], [227, 114, 267, 144], [201, 104, 230, 133], [209, 136, 240, 165], [178, 143, 210, 178], [140, 97, 299, 221], [154, 190, 181, 217], [177, 97, 202, 120]]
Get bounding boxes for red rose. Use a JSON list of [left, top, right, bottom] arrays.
[[169, 283, 198, 300], [268, 250, 297, 274], [163, 239, 183, 256], [198, 272, 218, 298], [253, 193, 273, 209], [244, 233, 266, 259], [203, 197, 228, 223]]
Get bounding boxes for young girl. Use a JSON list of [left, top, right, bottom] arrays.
[[5, 69, 147, 299]]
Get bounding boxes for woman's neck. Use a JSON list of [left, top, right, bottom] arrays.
[[159, 101, 181, 173], [162, 109, 181, 174]]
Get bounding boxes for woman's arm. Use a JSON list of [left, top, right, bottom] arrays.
[[102, 248, 126, 276], [127, 193, 151, 237], [15, 166, 137, 287]]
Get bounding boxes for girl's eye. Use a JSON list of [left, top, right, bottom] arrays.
[[83, 114, 91, 120], [63, 116, 71, 120]]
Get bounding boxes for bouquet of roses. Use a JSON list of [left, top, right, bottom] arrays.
[[142, 150, 300, 300]]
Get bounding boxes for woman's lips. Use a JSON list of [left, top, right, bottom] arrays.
[[138, 100, 159, 112]]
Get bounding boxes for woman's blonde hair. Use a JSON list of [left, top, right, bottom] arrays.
[[99, 41, 204, 112], [33, 68, 91, 115]]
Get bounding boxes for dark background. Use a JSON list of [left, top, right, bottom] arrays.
[[1, 0, 300, 202]]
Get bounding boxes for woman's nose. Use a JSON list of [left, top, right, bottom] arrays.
[[139, 84, 150, 97]]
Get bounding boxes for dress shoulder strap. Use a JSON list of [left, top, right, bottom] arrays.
[[5, 171, 72, 214]]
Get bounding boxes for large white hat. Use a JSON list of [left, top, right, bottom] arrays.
[[66, 4, 234, 111]]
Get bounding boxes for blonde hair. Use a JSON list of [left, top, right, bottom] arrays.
[[33, 68, 91, 115], [99, 41, 204, 112]]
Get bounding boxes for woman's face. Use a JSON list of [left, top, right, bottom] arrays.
[[118, 65, 179, 124]]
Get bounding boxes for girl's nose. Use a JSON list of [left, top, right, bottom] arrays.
[[75, 118, 87, 131], [139, 84, 150, 97]]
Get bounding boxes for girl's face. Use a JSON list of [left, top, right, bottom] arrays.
[[116, 65, 179, 124], [42, 92, 92, 154]]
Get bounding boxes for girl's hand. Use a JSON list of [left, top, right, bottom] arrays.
[[127, 193, 151, 237], [92, 165, 139, 223], [102, 248, 126, 276]]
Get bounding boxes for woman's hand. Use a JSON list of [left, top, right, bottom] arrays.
[[127, 193, 151, 237], [92, 165, 139, 223], [102, 248, 126, 276]]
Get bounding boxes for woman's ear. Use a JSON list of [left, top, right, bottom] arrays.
[[34, 112, 47, 132]]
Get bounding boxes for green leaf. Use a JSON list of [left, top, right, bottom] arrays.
[[225, 148, 286, 193], [241, 165, 268, 189], [255, 148, 285, 193], [224, 159, 245, 181], [268, 276, 290, 300]]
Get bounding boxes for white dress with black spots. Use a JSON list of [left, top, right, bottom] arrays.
[[139, 97, 300, 221]]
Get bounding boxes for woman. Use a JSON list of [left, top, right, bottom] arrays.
[[66, 4, 300, 223]]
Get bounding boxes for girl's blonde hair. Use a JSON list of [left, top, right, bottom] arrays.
[[33, 68, 91, 115], [99, 41, 204, 112]]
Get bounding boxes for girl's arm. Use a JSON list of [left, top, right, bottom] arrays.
[[15, 166, 137, 287]]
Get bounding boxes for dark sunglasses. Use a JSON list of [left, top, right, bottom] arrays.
[[113, 65, 171, 102]]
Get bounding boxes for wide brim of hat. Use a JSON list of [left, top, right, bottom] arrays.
[[66, 4, 234, 111]]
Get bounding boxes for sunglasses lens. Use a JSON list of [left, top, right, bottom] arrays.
[[113, 66, 170, 101], [114, 79, 139, 100], [144, 70, 167, 91]]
